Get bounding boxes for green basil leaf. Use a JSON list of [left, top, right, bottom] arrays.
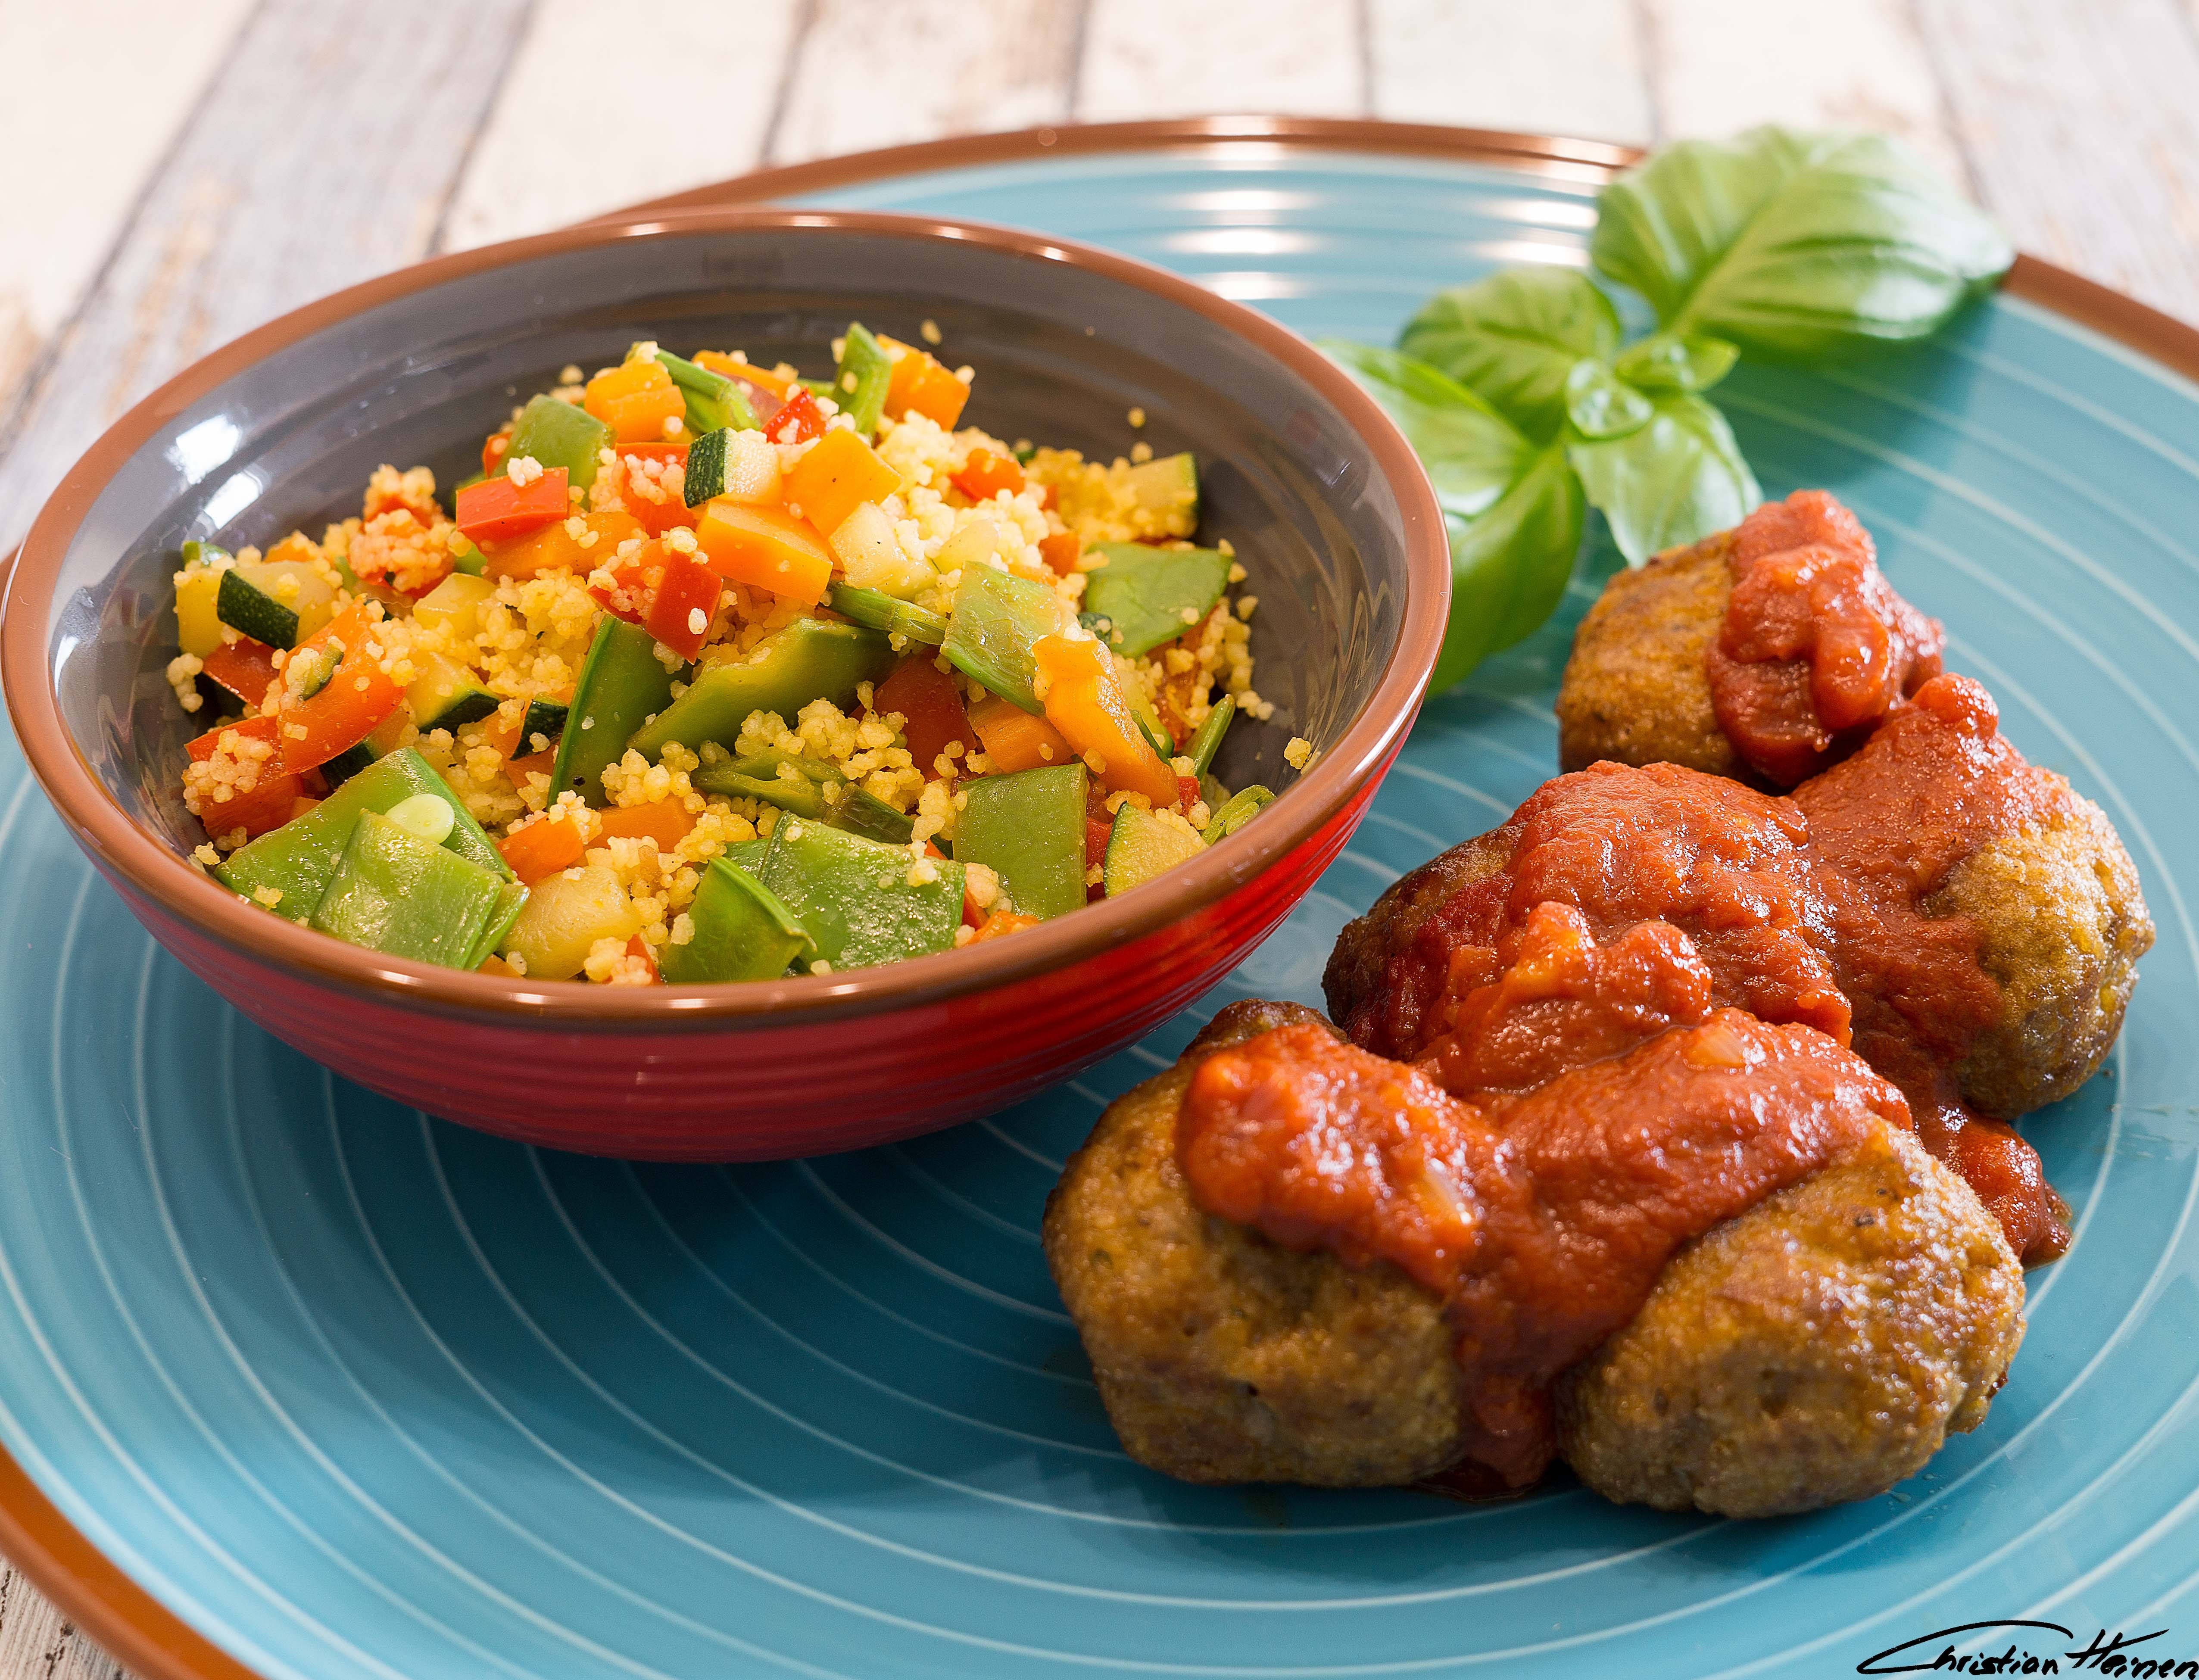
[[1591, 126, 2015, 360], [1567, 393, 1761, 565], [1563, 359, 1654, 440], [1613, 331, 1740, 393], [1321, 341, 1534, 520], [1397, 267, 1621, 443], [1434, 446, 1585, 692]]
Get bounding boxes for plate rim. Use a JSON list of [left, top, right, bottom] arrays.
[[7, 113, 2197, 1680]]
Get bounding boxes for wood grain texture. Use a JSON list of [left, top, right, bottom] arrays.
[[443, 0, 804, 250], [1078, 0, 1366, 119], [1917, 0, 2199, 320], [1369, 0, 1653, 145], [0, 1571, 125, 1680], [769, 0, 1081, 163], [1645, 0, 1966, 184], [0, 0, 533, 557], [0, 0, 258, 415]]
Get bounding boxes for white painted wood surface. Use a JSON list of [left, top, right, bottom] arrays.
[[0, 0, 2195, 1671]]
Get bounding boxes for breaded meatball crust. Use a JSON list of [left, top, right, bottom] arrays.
[[1559, 1123, 2023, 1518], [1555, 531, 1743, 780], [1042, 1000, 1469, 1488]]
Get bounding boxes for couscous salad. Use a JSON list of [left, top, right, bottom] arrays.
[[168, 328, 1296, 983]]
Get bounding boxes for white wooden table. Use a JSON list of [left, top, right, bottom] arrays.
[[2, 0, 2195, 1670]]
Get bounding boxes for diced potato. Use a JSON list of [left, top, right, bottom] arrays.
[[411, 572, 497, 643], [933, 518, 1003, 575], [499, 864, 640, 980]]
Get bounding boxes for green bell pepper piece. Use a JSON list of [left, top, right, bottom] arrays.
[[650, 346, 760, 436], [1185, 694, 1235, 777], [954, 764, 1087, 919], [658, 858, 814, 983], [835, 322, 892, 436], [826, 582, 948, 645], [756, 817, 963, 970], [1079, 542, 1232, 658], [309, 812, 510, 968], [502, 393, 611, 490], [1201, 784, 1274, 845], [626, 619, 894, 760], [941, 567, 1059, 714], [217, 748, 510, 913], [553, 617, 679, 804]]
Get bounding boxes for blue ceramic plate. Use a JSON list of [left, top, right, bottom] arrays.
[[3, 129, 2197, 1679]]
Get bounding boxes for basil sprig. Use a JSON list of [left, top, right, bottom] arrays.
[[1331, 125, 2013, 690]]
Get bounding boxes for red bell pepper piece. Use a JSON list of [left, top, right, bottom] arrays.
[[874, 654, 977, 775], [641, 548, 721, 659], [768, 388, 823, 444], [951, 448, 1025, 502], [199, 636, 281, 708], [455, 467, 570, 543]]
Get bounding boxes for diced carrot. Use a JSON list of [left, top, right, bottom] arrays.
[[596, 799, 695, 851], [1033, 634, 1179, 806], [972, 909, 1041, 942], [623, 933, 661, 981], [643, 548, 721, 658], [200, 636, 281, 708], [969, 693, 1073, 773], [1038, 532, 1082, 577], [882, 343, 970, 430], [767, 387, 824, 444], [780, 427, 903, 538], [874, 655, 977, 773], [276, 604, 403, 773], [951, 448, 1025, 502], [507, 748, 555, 785], [480, 509, 645, 580], [693, 499, 833, 604], [619, 440, 689, 464], [499, 813, 585, 885], [478, 954, 518, 976], [456, 469, 570, 543], [187, 713, 282, 762], [584, 359, 686, 445]]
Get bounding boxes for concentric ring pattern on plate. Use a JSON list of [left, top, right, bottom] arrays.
[[2, 146, 2197, 1679]]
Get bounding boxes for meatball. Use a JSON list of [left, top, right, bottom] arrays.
[[1042, 1000, 1468, 1487], [1558, 1122, 2023, 1518], [1323, 828, 1513, 1056], [1936, 801, 2154, 1118], [1554, 532, 1744, 781]]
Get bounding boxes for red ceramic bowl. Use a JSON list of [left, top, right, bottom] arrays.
[[1, 208, 1447, 1159]]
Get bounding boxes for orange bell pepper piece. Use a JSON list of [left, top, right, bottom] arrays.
[[882, 342, 970, 430], [1032, 634, 1178, 806], [874, 655, 978, 774], [1038, 532, 1082, 577], [952, 448, 1025, 503], [277, 605, 404, 773], [968, 693, 1072, 773], [596, 799, 695, 852], [781, 427, 903, 538], [456, 468, 569, 543], [480, 509, 645, 580], [499, 811, 586, 885], [693, 499, 833, 604], [694, 352, 793, 395], [584, 359, 686, 445], [971, 909, 1041, 942]]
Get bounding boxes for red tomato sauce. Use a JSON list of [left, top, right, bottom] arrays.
[[1797, 673, 2076, 1260], [1179, 1013, 1903, 1488], [1706, 491, 1946, 786]]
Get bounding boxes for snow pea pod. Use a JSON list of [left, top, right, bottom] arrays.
[[755, 817, 963, 970], [309, 812, 511, 968], [553, 617, 680, 804], [954, 764, 1087, 919], [1079, 542, 1232, 658], [835, 322, 893, 436], [658, 858, 814, 983], [502, 393, 611, 489], [941, 567, 1060, 714], [1186, 694, 1235, 777]]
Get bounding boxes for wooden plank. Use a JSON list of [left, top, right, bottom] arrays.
[[1077, 0, 1365, 121], [1645, 0, 1968, 186], [0, 0, 258, 415], [0, 1580, 126, 1680], [1916, 0, 2199, 325], [442, 0, 804, 251], [770, 0, 1081, 164], [1369, 0, 1653, 146], [0, 0, 533, 557]]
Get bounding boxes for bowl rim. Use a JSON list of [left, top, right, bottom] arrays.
[[0, 202, 1450, 1029]]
